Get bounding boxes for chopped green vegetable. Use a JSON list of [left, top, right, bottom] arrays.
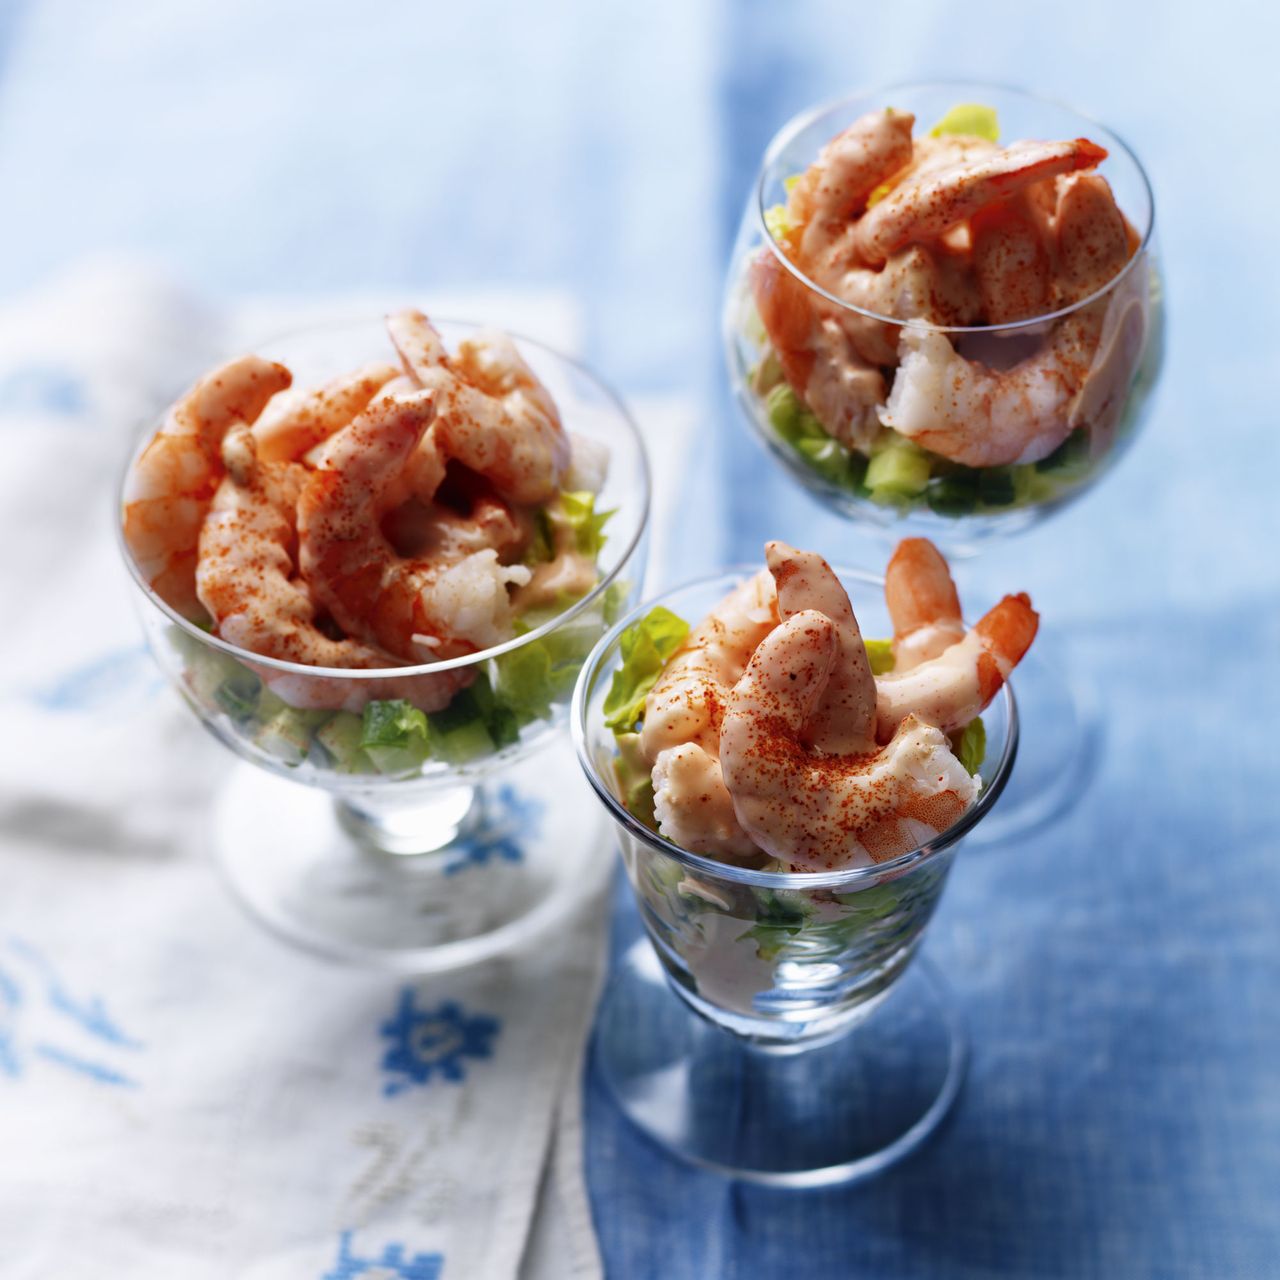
[[603, 606, 690, 732], [613, 732, 657, 828], [952, 717, 987, 775], [866, 434, 931, 501], [602, 579, 630, 625], [864, 638, 895, 675], [493, 640, 554, 724], [783, 174, 801, 195], [254, 705, 327, 766], [314, 712, 376, 774], [361, 699, 431, 775], [766, 383, 866, 489], [977, 467, 1017, 507], [765, 382, 803, 435], [750, 349, 785, 396], [926, 471, 979, 516], [763, 202, 790, 241], [929, 103, 999, 142], [1034, 427, 1089, 474]]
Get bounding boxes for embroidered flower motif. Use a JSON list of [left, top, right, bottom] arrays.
[[0, 938, 143, 1087], [444, 784, 543, 875], [380, 990, 499, 1096], [321, 1230, 443, 1280]]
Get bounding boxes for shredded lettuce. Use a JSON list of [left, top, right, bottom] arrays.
[[557, 490, 614, 558], [864, 638, 895, 675], [766, 383, 866, 488], [929, 103, 999, 142], [953, 717, 987, 775], [763, 203, 791, 242], [603, 606, 690, 732], [613, 731, 657, 827]]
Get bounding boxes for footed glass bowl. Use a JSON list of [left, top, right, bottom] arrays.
[[119, 317, 649, 971], [724, 81, 1165, 548], [573, 567, 1018, 1184]]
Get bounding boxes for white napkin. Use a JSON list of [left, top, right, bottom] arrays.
[[0, 260, 690, 1278]]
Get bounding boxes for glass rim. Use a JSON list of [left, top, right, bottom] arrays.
[[115, 314, 652, 679], [571, 563, 1021, 891], [753, 77, 1157, 334]]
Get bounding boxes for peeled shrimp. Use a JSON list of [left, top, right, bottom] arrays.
[[767, 541, 876, 755], [644, 571, 777, 856], [784, 108, 915, 265], [883, 537, 965, 671], [386, 309, 570, 505], [749, 250, 885, 450], [297, 390, 531, 662], [196, 427, 468, 713], [123, 356, 292, 618], [875, 592, 1039, 743], [880, 167, 1137, 467], [719, 611, 977, 871], [251, 362, 400, 464], [641, 570, 777, 762], [850, 137, 1108, 267]]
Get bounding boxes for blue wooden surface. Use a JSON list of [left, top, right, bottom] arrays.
[[1, 1, 1276, 1275]]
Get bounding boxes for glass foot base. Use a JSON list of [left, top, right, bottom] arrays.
[[212, 737, 610, 972], [594, 942, 966, 1187], [966, 638, 1102, 847]]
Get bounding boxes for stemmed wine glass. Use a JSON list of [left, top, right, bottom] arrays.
[[573, 565, 1018, 1185], [723, 82, 1164, 841], [119, 317, 649, 972]]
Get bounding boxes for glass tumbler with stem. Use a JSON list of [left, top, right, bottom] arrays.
[[573, 565, 1018, 1186], [119, 318, 649, 972], [723, 81, 1164, 841]]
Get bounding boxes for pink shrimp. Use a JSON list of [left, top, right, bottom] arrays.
[[296, 391, 531, 662], [251, 362, 400, 463], [386, 309, 570, 505], [122, 356, 292, 618], [850, 137, 1108, 266], [719, 612, 977, 871], [197, 426, 468, 713], [883, 538, 965, 672]]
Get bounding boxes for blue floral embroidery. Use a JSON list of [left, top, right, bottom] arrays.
[[443, 784, 543, 875], [321, 1231, 443, 1280], [0, 364, 87, 417], [380, 990, 499, 1096], [0, 939, 143, 1087]]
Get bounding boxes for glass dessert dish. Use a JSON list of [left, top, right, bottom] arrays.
[[573, 567, 1018, 1186], [119, 318, 649, 971], [723, 82, 1164, 841]]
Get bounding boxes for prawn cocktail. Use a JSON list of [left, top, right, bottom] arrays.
[[588, 538, 1033, 1018], [122, 310, 621, 778], [731, 100, 1157, 519]]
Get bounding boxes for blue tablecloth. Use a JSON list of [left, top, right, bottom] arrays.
[[2, 1, 1277, 1275]]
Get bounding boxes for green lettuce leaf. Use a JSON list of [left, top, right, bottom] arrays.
[[361, 699, 432, 774], [864, 638, 895, 675], [929, 103, 999, 142], [952, 716, 987, 775], [603, 605, 690, 732], [557, 490, 615, 558]]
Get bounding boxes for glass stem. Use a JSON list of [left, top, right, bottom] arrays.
[[334, 783, 484, 858]]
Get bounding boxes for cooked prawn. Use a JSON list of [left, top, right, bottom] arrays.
[[651, 743, 761, 860], [641, 570, 777, 762], [197, 427, 468, 713], [297, 390, 531, 662], [850, 137, 1108, 267], [719, 611, 977, 871], [251, 362, 400, 463], [883, 537, 964, 671], [122, 356, 292, 618], [749, 250, 885, 450], [784, 108, 915, 264], [767, 541, 876, 755], [875, 592, 1039, 743], [879, 169, 1136, 467], [386, 309, 570, 505]]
